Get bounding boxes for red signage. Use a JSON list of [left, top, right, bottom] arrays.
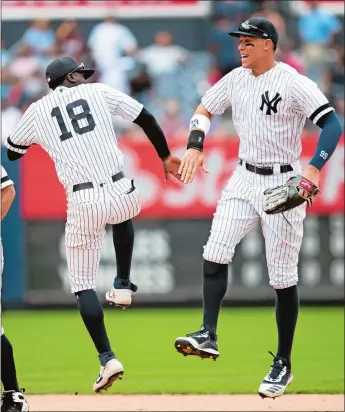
[[2, 0, 210, 20], [21, 136, 344, 220]]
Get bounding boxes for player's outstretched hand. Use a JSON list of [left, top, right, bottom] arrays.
[[178, 148, 208, 184], [162, 155, 182, 182]]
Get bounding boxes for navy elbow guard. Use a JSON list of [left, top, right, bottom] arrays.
[[309, 112, 343, 170]]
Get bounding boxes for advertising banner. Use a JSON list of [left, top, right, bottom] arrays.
[[21, 136, 344, 220], [25, 216, 344, 305], [2, 1, 211, 20]]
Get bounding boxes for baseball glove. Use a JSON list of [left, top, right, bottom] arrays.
[[263, 174, 319, 215]]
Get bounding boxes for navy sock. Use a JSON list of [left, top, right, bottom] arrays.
[[1, 334, 20, 391], [112, 219, 134, 285], [275, 285, 299, 366], [76, 290, 114, 360], [202, 260, 228, 338]]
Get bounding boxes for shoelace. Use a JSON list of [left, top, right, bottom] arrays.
[[186, 326, 208, 338], [186, 326, 217, 341], [267, 351, 286, 381]]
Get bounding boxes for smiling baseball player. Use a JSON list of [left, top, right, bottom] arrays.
[[174, 17, 342, 398], [6, 56, 180, 393]]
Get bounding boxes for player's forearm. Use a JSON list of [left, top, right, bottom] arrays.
[[1, 185, 16, 220], [309, 112, 343, 170], [133, 108, 171, 159], [186, 104, 214, 151]]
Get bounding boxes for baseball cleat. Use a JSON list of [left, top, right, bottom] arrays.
[[106, 279, 138, 308], [93, 358, 124, 393], [175, 326, 219, 360], [258, 351, 293, 399], [1, 389, 29, 412]]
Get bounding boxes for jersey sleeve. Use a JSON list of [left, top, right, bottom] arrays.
[[1, 165, 14, 190], [95, 83, 144, 122], [291, 74, 334, 125], [201, 72, 233, 115], [5, 103, 37, 154]]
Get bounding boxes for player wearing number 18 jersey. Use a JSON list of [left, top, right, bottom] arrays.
[[6, 57, 181, 393]]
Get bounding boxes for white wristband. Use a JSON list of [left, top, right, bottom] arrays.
[[189, 114, 211, 136]]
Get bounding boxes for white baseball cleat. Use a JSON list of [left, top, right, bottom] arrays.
[[93, 358, 124, 393], [258, 351, 293, 399], [106, 280, 137, 308], [105, 288, 132, 308]]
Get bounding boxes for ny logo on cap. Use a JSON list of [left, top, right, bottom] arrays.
[[260, 91, 282, 115]]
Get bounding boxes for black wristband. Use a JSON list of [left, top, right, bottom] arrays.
[[187, 130, 205, 151]]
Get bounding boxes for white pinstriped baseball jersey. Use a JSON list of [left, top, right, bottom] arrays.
[[201, 62, 334, 166], [6, 83, 143, 189], [201, 62, 333, 289]]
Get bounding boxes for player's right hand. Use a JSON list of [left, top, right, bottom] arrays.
[[178, 148, 208, 184], [162, 155, 182, 182]]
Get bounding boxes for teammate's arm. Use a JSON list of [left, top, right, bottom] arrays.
[[99, 84, 181, 180], [291, 75, 343, 186], [1, 166, 15, 220], [133, 108, 181, 180], [1, 185, 16, 220], [6, 103, 37, 161], [179, 73, 232, 184]]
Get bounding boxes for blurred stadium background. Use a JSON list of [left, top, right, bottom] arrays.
[[1, 0, 344, 308], [1, 0, 344, 398]]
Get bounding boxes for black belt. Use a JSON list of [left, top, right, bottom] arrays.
[[73, 172, 125, 192], [239, 159, 293, 175]]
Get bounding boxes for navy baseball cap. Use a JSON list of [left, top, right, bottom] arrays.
[[45, 56, 95, 86], [228, 17, 279, 46]]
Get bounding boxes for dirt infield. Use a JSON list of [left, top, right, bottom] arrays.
[[27, 394, 344, 411]]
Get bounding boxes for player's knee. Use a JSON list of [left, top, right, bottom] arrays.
[[269, 275, 298, 289], [203, 259, 228, 276], [75, 290, 104, 321], [203, 245, 232, 265]]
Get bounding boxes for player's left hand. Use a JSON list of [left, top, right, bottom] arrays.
[[301, 164, 320, 197], [162, 155, 182, 182], [178, 148, 208, 184]]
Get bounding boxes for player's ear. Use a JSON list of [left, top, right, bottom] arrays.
[[66, 72, 76, 84], [264, 39, 274, 51]]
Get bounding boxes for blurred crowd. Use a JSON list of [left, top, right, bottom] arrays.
[[2, 0, 344, 143]]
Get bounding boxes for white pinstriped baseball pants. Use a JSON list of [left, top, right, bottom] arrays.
[[203, 162, 307, 289], [65, 177, 141, 294]]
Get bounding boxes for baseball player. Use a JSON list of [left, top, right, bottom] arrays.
[[1, 165, 29, 412], [6, 56, 181, 393], [174, 17, 342, 398]]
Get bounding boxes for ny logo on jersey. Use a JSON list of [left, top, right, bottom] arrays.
[[260, 91, 282, 115]]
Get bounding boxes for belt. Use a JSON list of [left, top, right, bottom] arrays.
[[73, 172, 125, 192], [239, 159, 293, 175]]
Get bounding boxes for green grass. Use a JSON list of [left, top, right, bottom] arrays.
[[2, 307, 344, 394]]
